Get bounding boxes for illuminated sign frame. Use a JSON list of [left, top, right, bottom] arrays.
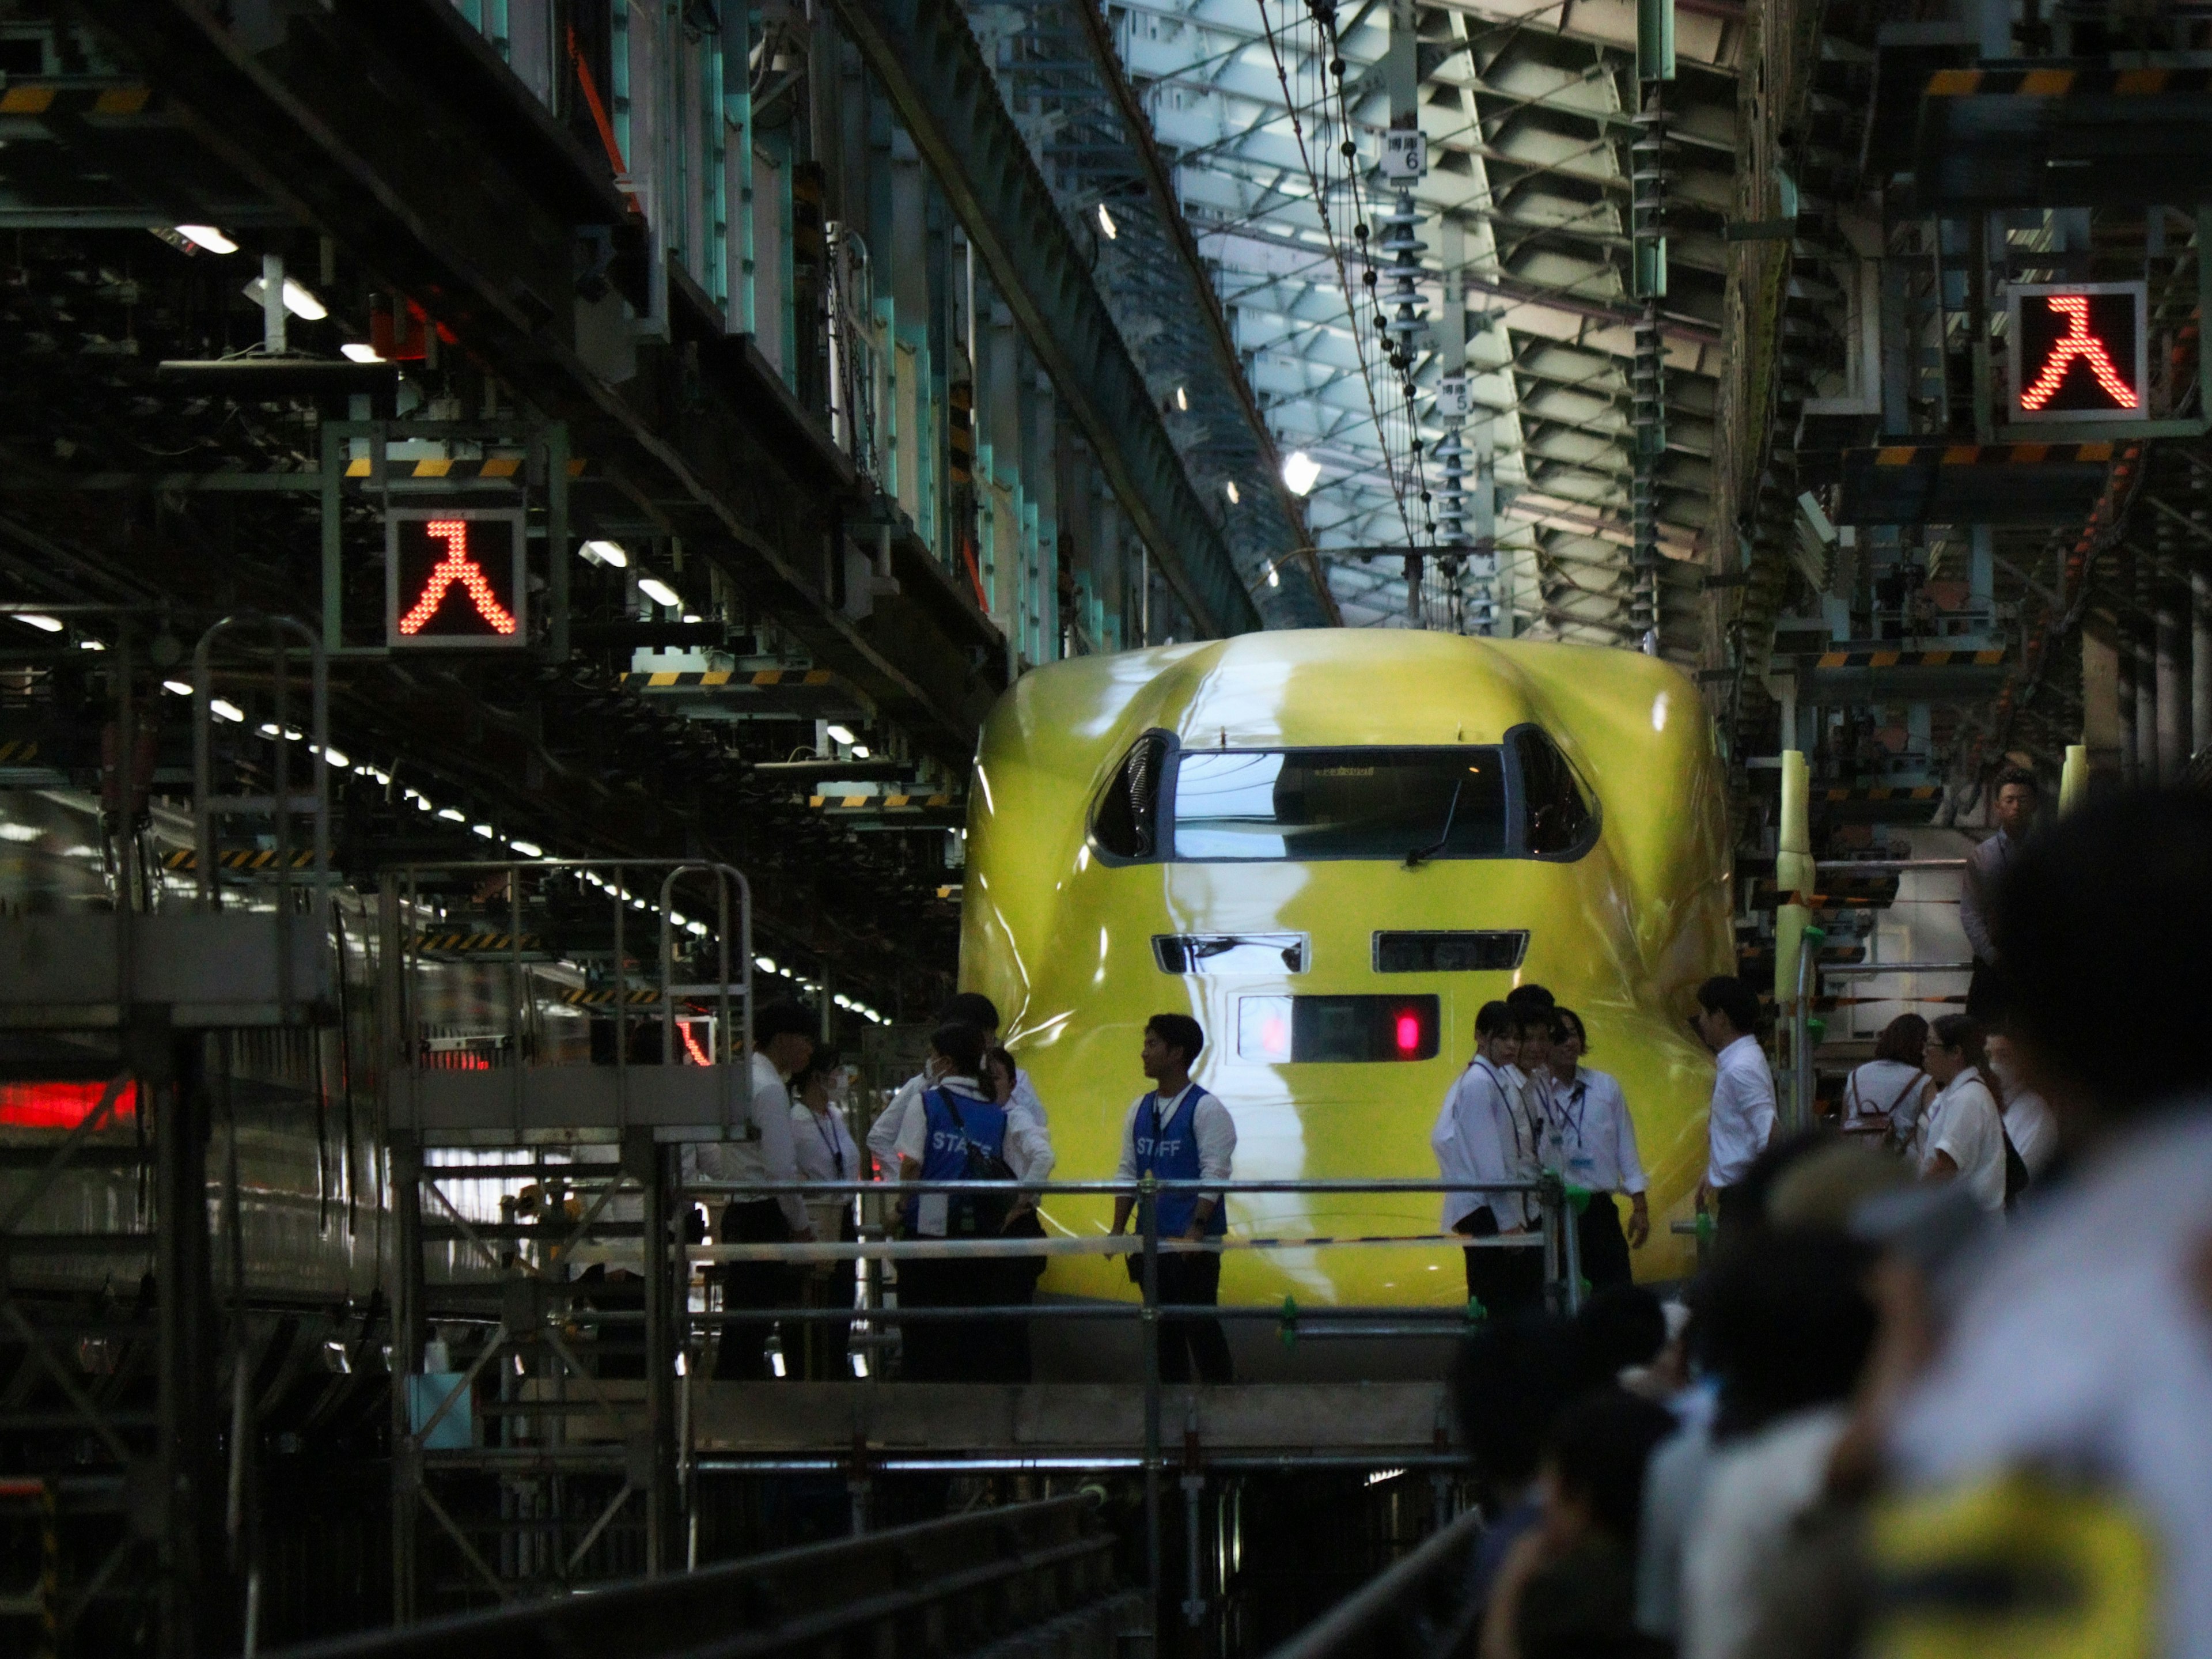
[[384, 509, 528, 649], [2005, 282, 2147, 425]]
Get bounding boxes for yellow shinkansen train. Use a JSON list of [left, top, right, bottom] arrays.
[[960, 628, 1734, 1305]]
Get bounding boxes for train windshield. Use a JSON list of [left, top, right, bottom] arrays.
[[1171, 748, 1509, 861]]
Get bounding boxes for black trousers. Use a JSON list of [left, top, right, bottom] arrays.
[[1711, 1181, 1756, 1242], [1461, 1207, 1547, 1321], [1576, 1194, 1634, 1291], [1156, 1252, 1233, 1384], [715, 1199, 794, 1381], [1967, 957, 2006, 1025], [896, 1255, 1005, 1381]]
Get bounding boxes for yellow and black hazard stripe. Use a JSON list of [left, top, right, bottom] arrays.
[[411, 931, 543, 953], [161, 847, 316, 871], [808, 793, 956, 809], [0, 739, 40, 764], [0, 84, 151, 116], [1859, 442, 2115, 467], [342, 455, 579, 480], [1926, 65, 2212, 96], [1822, 785, 1942, 804], [948, 382, 975, 485], [1815, 649, 2005, 669], [621, 669, 835, 689], [559, 986, 668, 1006], [1750, 876, 1899, 908]]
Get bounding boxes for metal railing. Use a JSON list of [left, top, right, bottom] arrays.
[[404, 1166, 1577, 1635], [384, 858, 755, 1141], [267, 1495, 1136, 1659], [1259, 1502, 1487, 1659]]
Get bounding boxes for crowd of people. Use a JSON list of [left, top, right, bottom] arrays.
[[684, 772, 2212, 1659], [690, 990, 1241, 1384], [1443, 789, 2212, 1659]]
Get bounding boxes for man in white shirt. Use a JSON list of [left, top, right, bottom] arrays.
[[1693, 976, 1774, 1238], [691, 1001, 817, 1380], [866, 991, 1046, 1171], [1431, 1000, 1545, 1319], [1109, 1013, 1237, 1382], [1957, 766, 2035, 1022]]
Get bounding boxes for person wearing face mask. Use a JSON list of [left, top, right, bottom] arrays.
[[1985, 1031, 2057, 1182], [1915, 1015, 2008, 1215], [1543, 1008, 1649, 1290], [1434, 1000, 1546, 1319], [866, 992, 1047, 1174]]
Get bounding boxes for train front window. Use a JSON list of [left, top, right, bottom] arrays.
[[1170, 748, 1508, 862]]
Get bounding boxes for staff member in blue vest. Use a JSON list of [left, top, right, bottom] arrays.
[[1109, 1013, 1237, 1384], [891, 1021, 1052, 1380]]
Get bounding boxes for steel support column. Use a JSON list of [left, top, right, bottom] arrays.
[[822, 0, 1264, 638]]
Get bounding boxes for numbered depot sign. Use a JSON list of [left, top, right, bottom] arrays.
[[385, 510, 527, 648], [1380, 129, 1427, 184], [2007, 282, 2147, 423]]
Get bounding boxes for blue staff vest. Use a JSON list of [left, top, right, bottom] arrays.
[[919, 1087, 1009, 1184], [1134, 1086, 1226, 1237]]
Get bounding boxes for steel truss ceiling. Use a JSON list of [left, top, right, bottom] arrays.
[[1002, 0, 1741, 647]]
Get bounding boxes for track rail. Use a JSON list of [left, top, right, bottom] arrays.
[[266, 1495, 1139, 1659]]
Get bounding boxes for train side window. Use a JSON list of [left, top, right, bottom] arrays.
[[1512, 728, 1596, 857], [1092, 731, 1172, 860]]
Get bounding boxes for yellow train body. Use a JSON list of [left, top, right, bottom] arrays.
[[960, 628, 1734, 1302]]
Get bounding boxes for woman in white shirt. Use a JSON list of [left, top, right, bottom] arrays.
[[789, 1055, 862, 1377], [1915, 1015, 2007, 1213], [1543, 1007, 1649, 1289], [1839, 1014, 1928, 1146]]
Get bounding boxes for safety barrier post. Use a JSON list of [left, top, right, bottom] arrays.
[[2061, 742, 2089, 815], [1139, 1172, 1162, 1647]]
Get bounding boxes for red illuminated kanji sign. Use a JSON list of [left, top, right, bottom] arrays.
[[385, 509, 527, 648], [2007, 282, 2147, 424]]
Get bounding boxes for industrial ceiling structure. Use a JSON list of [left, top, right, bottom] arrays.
[[1086, 0, 1742, 646]]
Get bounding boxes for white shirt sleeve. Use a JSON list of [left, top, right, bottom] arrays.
[[1115, 1097, 1146, 1182], [1605, 1074, 1647, 1195], [752, 1076, 809, 1233], [889, 1096, 930, 1169], [1193, 1093, 1236, 1203], [1006, 1115, 1055, 1184], [1012, 1067, 1047, 1125], [868, 1072, 925, 1169]]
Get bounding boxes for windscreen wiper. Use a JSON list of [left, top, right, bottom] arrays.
[[1405, 778, 1465, 869]]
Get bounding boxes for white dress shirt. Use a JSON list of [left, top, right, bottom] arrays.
[[1431, 1058, 1536, 1230], [1920, 1071, 2007, 1213], [868, 1065, 1046, 1170], [2003, 1089, 2058, 1177], [1546, 1065, 1647, 1195], [1113, 1084, 1236, 1204], [791, 1101, 861, 1238], [685, 1050, 810, 1233], [1705, 1034, 1776, 1190]]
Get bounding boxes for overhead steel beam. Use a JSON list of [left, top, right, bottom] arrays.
[[1065, 0, 1340, 626], [827, 0, 1265, 638]]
